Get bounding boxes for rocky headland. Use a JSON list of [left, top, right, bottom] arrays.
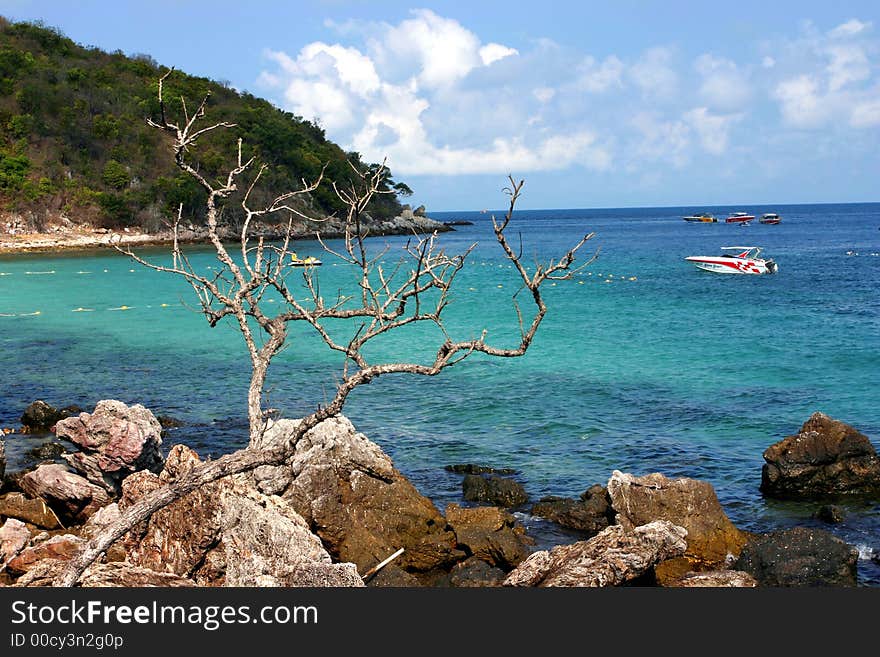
[[0, 402, 876, 588], [0, 205, 450, 255]]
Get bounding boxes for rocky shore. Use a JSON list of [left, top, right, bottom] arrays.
[[0, 206, 451, 255], [1, 402, 877, 588]]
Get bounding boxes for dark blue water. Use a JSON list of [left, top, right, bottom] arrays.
[[2, 201, 879, 584]]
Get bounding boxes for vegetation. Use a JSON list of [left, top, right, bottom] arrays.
[[0, 17, 410, 230]]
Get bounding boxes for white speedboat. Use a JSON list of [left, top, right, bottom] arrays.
[[685, 246, 778, 275]]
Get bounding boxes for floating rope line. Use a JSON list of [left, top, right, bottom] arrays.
[[108, 306, 132, 311], [25, 271, 55, 275], [71, 307, 95, 312]]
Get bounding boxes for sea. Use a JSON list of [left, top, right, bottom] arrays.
[[1, 202, 879, 586]]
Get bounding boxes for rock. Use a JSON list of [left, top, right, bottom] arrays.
[[365, 565, 423, 587], [760, 412, 880, 499], [667, 570, 758, 587], [815, 504, 846, 524], [733, 526, 859, 587], [1, 518, 31, 568], [503, 520, 688, 587], [445, 503, 532, 570], [607, 470, 748, 580], [79, 503, 126, 562], [19, 464, 111, 525], [156, 415, 183, 429], [414, 205, 427, 216], [251, 415, 459, 575], [0, 438, 5, 482], [449, 557, 508, 587], [462, 474, 528, 508], [120, 444, 363, 587], [0, 492, 62, 529], [20, 400, 63, 432], [445, 464, 519, 476], [5, 534, 85, 576], [55, 399, 165, 493], [12, 559, 196, 587], [26, 441, 67, 461], [529, 484, 613, 534]]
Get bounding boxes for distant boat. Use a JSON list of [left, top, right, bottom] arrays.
[[725, 212, 756, 224], [683, 212, 717, 222], [290, 253, 322, 267], [759, 213, 781, 224]]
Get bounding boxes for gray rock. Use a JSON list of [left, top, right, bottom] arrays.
[[20, 400, 62, 433], [733, 526, 859, 587], [503, 520, 688, 587], [462, 473, 528, 508], [529, 484, 613, 534]]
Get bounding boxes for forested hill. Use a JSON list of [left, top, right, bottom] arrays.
[[0, 17, 414, 233]]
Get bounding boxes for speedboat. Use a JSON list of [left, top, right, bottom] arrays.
[[759, 213, 781, 224], [685, 246, 778, 274], [290, 252, 322, 267], [683, 212, 717, 222], [725, 212, 756, 223]]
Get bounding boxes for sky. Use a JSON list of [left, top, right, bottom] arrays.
[[2, 1, 879, 211]]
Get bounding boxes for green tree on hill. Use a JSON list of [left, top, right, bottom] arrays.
[[0, 16, 411, 231]]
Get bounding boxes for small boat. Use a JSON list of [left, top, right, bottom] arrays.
[[725, 212, 756, 223], [759, 213, 781, 224], [684, 246, 778, 275], [290, 252, 322, 267], [683, 212, 717, 222]]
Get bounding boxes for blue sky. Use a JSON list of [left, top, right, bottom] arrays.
[[2, 1, 879, 210]]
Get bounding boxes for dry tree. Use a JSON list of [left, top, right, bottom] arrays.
[[57, 70, 596, 586]]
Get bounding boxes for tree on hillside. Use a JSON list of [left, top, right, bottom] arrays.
[[57, 70, 596, 586]]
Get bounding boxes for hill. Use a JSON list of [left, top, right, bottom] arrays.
[[0, 17, 425, 238]]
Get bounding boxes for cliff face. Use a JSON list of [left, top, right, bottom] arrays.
[[0, 17, 419, 235]]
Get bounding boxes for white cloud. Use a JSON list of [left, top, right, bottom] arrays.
[[829, 19, 872, 39], [479, 43, 519, 66], [684, 107, 739, 154], [694, 54, 752, 112], [850, 98, 880, 127], [762, 56, 776, 68], [629, 47, 678, 100], [533, 87, 556, 103], [825, 43, 870, 91], [774, 75, 826, 127], [629, 112, 690, 168], [574, 55, 624, 93]]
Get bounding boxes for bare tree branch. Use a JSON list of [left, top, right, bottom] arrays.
[[56, 72, 596, 586]]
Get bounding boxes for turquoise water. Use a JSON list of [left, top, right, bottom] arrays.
[[2, 202, 879, 585]]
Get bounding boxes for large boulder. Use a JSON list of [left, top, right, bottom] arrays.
[[760, 412, 880, 499], [120, 444, 363, 587], [667, 570, 758, 587], [503, 520, 687, 587], [529, 484, 614, 535], [55, 400, 165, 494], [18, 464, 110, 525], [733, 526, 859, 587], [251, 416, 460, 576], [607, 470, 748, 582]]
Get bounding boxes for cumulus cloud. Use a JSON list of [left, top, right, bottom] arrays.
[[257, 10, 878, 183]]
